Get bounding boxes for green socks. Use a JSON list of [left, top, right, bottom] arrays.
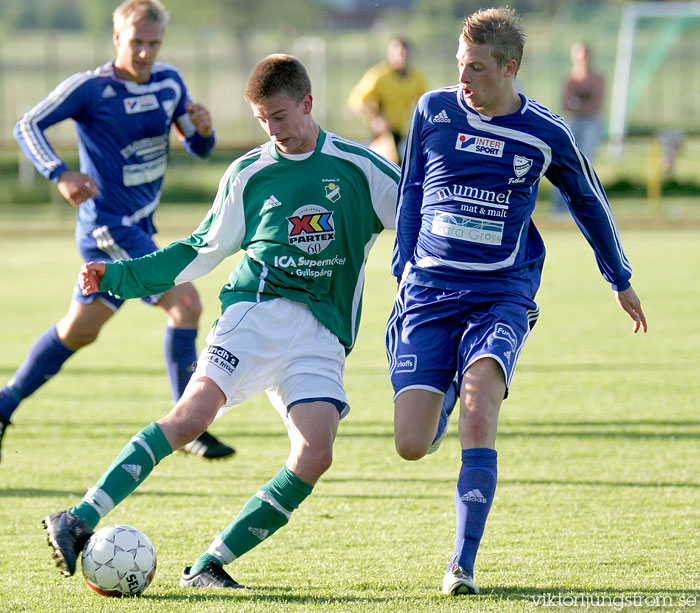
[[71, 422, 173, 529], [190, 466, 313, 573], [71, 433, 313, 578]]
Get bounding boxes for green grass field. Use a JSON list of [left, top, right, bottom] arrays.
[[0, 205, 698, 612]]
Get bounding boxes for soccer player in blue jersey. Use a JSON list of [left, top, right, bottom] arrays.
[[0, 0, 234, 461], [386, 7, 647, 596]]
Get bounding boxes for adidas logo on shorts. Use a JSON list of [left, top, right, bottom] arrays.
[[433, 109, 451, 123]]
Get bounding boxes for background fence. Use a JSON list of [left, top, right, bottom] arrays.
[[1, 2, 699, 151]]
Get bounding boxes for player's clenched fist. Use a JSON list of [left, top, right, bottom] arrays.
[[186, 101, 213, 137], [80, 261, 107, 296], [57, 170, 99, 207]]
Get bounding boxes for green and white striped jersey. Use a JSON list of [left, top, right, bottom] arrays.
[[99, 129, 400, 351]]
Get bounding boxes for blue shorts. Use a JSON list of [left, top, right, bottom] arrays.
[[73, 224, 162, 310], [385, 282, 539, 399]]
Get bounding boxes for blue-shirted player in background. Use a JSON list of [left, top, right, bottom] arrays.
[[386, 7, 647, 596], [0, 0, 234, 461]]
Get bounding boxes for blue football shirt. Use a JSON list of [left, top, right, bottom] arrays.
[[393, 86, 631, 296], [14, 61, 215, 236]]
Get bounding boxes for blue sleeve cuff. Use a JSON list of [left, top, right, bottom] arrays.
[[611, 279, 631, 292], [184, 130, 216, 158], [49, 163, 69, 183]]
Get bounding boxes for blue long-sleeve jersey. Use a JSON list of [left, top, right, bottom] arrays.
[[14, 61, 215, 236], [392, 86, 631, 297]]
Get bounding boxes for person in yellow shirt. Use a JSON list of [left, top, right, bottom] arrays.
[[348, 37, 427, 162]]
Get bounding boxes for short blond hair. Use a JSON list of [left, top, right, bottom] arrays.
[[113, 0, 169, 33], [461, 7, 525, 74]]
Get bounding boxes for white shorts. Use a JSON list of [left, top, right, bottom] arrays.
[[193, 298, 349, 421]]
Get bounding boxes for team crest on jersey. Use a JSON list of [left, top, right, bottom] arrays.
[[513, 155, 533, 177], [287, 205, 335, 254], [124, 94, 160, 114], [324, 182, 341, 203], [455, 133, 505, 157]]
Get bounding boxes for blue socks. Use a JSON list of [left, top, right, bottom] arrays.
[[0, 326, 74, 422], [450, 448, 498, 575], [0, 324, 197, 422], [163, 326, 197, 401]]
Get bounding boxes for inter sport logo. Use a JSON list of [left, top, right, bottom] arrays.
[[123, 94, 160, 114], [287, 205, 335, 254], [455, 133, 505, 157]]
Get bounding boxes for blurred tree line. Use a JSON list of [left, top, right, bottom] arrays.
[[0, 0, 333, 35], [0, 0, 618, 34]]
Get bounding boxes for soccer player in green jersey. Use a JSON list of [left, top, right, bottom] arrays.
[[42, 54, 399, 590]]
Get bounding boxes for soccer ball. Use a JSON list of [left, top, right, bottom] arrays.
[[81, 525, 157, 597]]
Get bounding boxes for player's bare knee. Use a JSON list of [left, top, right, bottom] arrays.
[[165, 420, 204, 450], [162, 287, 202, 328], [56, 324, 101, 350], [394, 416, 432, 459], [310, 445, 335, 475], [181, 290, 203, 320], [77, 330, 101, 348], [159, 406, 209, 447], [295, 444, 334, 480], [395, 436, 429, 461], [175, 294, 202, 327], [460, 411, 492, 446]]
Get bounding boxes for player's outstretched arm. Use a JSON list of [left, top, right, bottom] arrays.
[[80, 261, 107, 296], [186, 101, 213, 137], [615, 286, 647, 333], [56, 170, 99, 207]]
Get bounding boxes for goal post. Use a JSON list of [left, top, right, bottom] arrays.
[[608, 1, 700, 157]]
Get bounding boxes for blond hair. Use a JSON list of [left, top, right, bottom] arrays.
[[113, 0, 169, 33], [461, 7, 525, 74]]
